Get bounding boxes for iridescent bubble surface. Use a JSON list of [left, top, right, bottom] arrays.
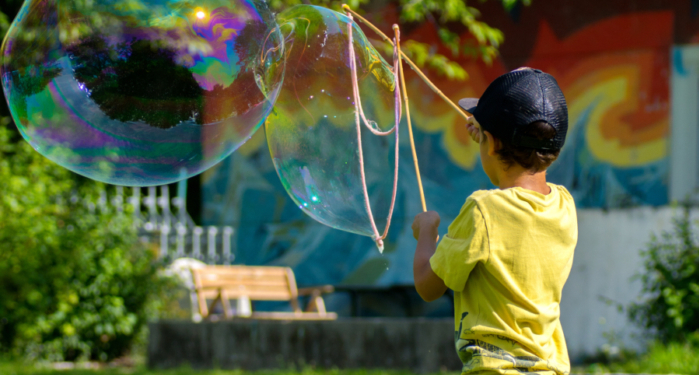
[[267, 5, 399, 238], [1, 0, 284, 185]]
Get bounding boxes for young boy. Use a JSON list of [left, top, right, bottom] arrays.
[[412, 68, 577, 375]]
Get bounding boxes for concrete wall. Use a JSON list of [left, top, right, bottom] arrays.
[[562, 206, 683, 360], [148, 319, 461, 372]]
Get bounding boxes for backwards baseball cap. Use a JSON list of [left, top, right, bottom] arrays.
[[458, 68, 568, 150]]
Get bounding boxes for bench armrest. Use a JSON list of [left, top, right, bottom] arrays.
[[298, 285, 334, 296]]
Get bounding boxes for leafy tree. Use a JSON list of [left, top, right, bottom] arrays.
[[269, 0, 529, 80]]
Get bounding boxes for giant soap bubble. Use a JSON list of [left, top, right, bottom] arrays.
[[1, 0, 284, 185], [266, 5, 400, 250]]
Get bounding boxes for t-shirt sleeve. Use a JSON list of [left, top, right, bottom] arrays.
[[429, 197, 489, 292]]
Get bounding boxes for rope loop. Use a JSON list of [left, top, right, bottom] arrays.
[[346, 13, 401, 252]]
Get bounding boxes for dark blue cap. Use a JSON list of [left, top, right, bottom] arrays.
[[458, 68, 568, 150]]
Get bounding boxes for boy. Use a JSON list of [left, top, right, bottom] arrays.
[[411, 68, 577, 375]]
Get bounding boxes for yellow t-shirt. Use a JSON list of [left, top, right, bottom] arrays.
[[430, 183, 577, 375]]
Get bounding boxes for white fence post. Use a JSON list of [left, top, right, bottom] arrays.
[[207, 227, 218, 263], [193, 226, 204, 259], [160, 225, 170, 259], [223, 226, 234, 264], [97, 183, 234, 265]]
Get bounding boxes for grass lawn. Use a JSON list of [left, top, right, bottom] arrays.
[[3, 342, 699, 375], [0, 363, 452, 375]]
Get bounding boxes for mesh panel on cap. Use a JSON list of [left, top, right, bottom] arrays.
[[470, 69, 568, 150]]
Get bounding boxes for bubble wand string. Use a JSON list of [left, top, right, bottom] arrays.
[[343, 4, 432, 212], [347, 14, 402, 251]]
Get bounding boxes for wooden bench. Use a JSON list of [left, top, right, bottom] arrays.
[[191, 265, 337, 320]]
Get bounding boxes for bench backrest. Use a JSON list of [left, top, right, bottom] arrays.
[[191, 265, 299, 302]]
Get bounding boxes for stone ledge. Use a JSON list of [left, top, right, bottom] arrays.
[[148, 318, 461, 372]]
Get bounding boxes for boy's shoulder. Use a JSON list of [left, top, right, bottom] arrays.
[[466, 188, 499, 203], [452, 189, 492, 216], [465, 184, 575, 212], [463, 187, 510, 208]]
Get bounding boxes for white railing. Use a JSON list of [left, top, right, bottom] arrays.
[[99, 184, 234, 265]]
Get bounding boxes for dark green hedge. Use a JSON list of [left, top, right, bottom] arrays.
[[0, 126, 173, 361]]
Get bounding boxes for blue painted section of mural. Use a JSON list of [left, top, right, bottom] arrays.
[[548, 106, 668, 208]]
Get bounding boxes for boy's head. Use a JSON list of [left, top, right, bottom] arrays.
[[459, 68, 568, 180]]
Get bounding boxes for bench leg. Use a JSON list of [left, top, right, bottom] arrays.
[[314, 295, 327, 316], [207, 293, 222, 320], [198, 291, 209, 319], [206, 289, 234, 319], [305, 289, 328, 316], [221, 290, 233, 319]]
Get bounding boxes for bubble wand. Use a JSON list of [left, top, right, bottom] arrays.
[[343, 4, 473, 212], [392, 25, 426, 213]]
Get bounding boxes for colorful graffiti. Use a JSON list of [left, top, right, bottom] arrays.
[[202, 3, 682, 291], [403, 10, 672, 208]]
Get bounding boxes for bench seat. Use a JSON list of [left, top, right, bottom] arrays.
[[191, 265, 337, 320]]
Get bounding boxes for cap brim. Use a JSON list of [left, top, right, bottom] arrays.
[[458, 98, 478, 115]]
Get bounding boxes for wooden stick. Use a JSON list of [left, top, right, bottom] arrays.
[[393, 24, 427, 213], [342, 4, 472, 123]]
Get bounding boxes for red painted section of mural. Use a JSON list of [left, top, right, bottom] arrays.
[[358, 1, 679, 172]]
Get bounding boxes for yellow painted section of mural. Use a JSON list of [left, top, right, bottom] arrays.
[[565, 63, 667, 167], [409, 79, 483, 171]]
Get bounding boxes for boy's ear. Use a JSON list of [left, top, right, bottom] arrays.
[[483, 130, 500, 156]]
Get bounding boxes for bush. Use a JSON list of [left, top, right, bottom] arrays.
[[0, 125, 173, 362], [628, 204, 699, 343]]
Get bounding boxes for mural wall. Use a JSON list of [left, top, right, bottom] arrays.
[[202, 1, 693, 289]]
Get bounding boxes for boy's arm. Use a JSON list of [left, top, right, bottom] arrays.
[[412, 211, 447, 302]]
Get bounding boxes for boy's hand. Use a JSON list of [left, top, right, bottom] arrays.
[[412, 210, 447, 302], [412, 211, 440, 240], [466, 116, 481, 144]]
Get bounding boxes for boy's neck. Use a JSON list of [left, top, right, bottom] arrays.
[[495, 167, 550, 195]]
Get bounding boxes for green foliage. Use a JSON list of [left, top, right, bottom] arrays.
[[0, 125, 173, 362], [377, 40, 467, 81], [398, 0, 504, 66], [269, 0, 528, 80], [628, 205, 699, 343], [0, 0, 525, 81]]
